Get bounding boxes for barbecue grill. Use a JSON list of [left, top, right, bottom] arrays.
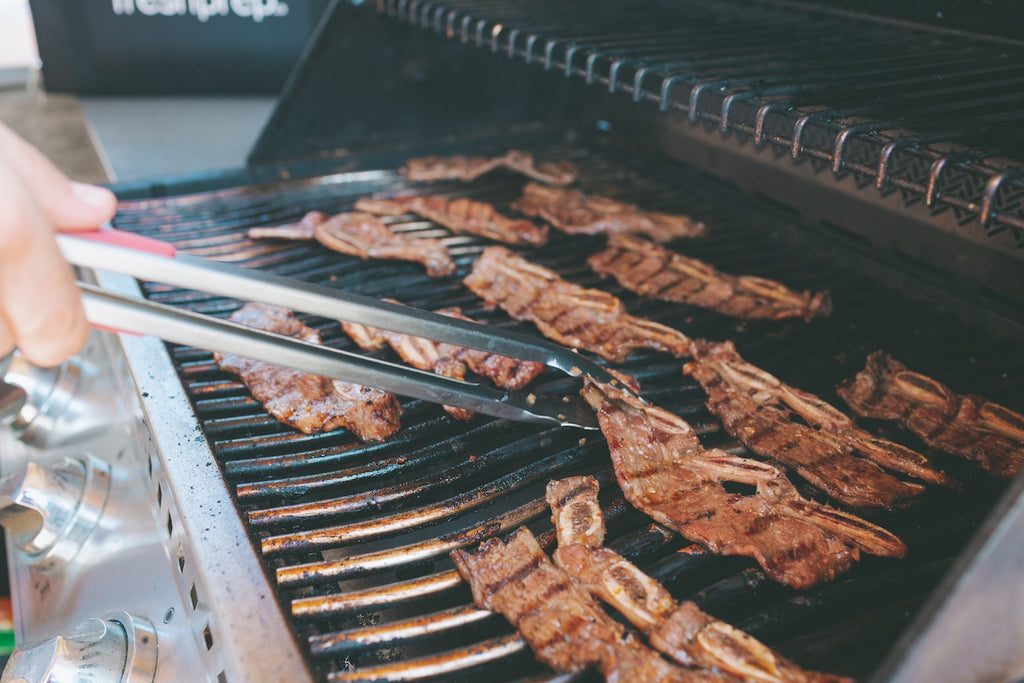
[[2, 1, 1023, 682]]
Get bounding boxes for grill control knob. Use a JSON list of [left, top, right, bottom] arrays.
[[0, 611, 158, 683], [0, 454, 111, 572], [1, 350, 120, 448], [0, 354, 27, 425]]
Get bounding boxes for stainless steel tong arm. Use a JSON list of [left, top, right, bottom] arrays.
[[57, 230, 624, 388], [77, 283, 599, 429]]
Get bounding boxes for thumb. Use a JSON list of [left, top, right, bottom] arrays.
[[62, 181, 119, 229], [0, 123, 117, 230]]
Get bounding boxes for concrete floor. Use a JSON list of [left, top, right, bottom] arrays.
[[0, 90, 109, 184]]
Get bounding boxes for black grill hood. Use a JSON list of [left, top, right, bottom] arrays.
[[246, 0, 1024, 330]]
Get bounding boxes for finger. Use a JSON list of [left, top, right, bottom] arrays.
[[0, 316, 14, 361], [0, 164, 89, 367], [0, 123, 117, 230]]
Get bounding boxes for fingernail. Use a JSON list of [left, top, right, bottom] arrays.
[[71, 182, 116, 208]]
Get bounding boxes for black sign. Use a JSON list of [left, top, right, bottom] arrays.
[[29, 0, 332, 94]]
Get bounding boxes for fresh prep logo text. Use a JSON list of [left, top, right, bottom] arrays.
[[111, 0, 289, 23]]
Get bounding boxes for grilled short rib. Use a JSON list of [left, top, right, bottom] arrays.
[[355, 195, 549, 246], [588, 234, 832, 321], [451, 527, 728, 682], [838, 351, 1024, 478], [463, 246, 693, 363], [684, 340, 955, 509], [512, 182, 707, 242], [214, 303, 402, 441], [547, 476, 852, 683], [580, 376, 906, 589], [342, 300, 545, 421], [248, 210, 456, 277], [401, 150, 579, 186]]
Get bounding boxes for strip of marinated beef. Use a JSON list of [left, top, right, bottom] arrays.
[[683, 341, 955, 510], [342, 300, 546, 421], [588, 234, 831, 322], [401, 150, 579, 186], [213, 303, 402, 441], [355, 195, 549, 246], [547, 476, 852, 683], [581, 376, 906, 589], [512, 182, 706, 242], [247, 210, 455, 277], [463, 246, 693, 363], [838, 351, 1024, 478], [451, 527, 728, 682]]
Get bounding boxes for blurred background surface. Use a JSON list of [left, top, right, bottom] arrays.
[[1, 0, 290, 182]]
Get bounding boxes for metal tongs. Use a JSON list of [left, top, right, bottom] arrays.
[[58, 229, 631, 430]]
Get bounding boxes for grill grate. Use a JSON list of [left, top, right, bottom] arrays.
[[377, 0, 1024, 241], [111, 145, 1020, 682]]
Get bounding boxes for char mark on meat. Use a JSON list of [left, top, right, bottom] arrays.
[[248, 210, 325, 241], [401, 150, 579, 186], [214, 303, 403, 441], [684, 340, 955, 510], [342, 299, 545, 421], [401, 155, 504, 182], [248, 210, 455, 277], [838, 351, 1024, 478], [355, 195, 548, 246], [546, 476, 852, 683], [451, 527, 725, 682], [588, 234, 831, 321], [463, 246, 693, 363], [512, 182, 706, 242], [580, 377, 906, 589], [500, 150, 580, 186]]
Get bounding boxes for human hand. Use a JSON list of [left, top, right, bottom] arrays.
[[0, 122, 118, 367]]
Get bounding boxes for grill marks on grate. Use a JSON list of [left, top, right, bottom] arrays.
[[258, 445, 611, 557], [110, 154, 1021, 681], [242, 426, 600, 528]]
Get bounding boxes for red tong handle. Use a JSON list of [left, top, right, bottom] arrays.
[[70, 229, 177, 336], [71, 228, 178, 258]]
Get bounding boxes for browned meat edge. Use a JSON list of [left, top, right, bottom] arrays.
[[512, 182, 706, 242], [684, 340, 955, 510], [463, 246, 692, 363], [342, 301, 545, 421], [248, 210, 456, 277], [588, 233, 831, 321], [581, 375, 906, 589], [838, 351, 1024, 478], [355, 196, 549, 246], [547, 476, 853, 683], [213, 303, 402, 441], [451, 527, 725, 682], [401, 150, 579, 186]]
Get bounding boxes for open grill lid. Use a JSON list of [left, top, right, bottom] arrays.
[[256, 0, 1024, 233], [246, 0, 1024, 328]]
